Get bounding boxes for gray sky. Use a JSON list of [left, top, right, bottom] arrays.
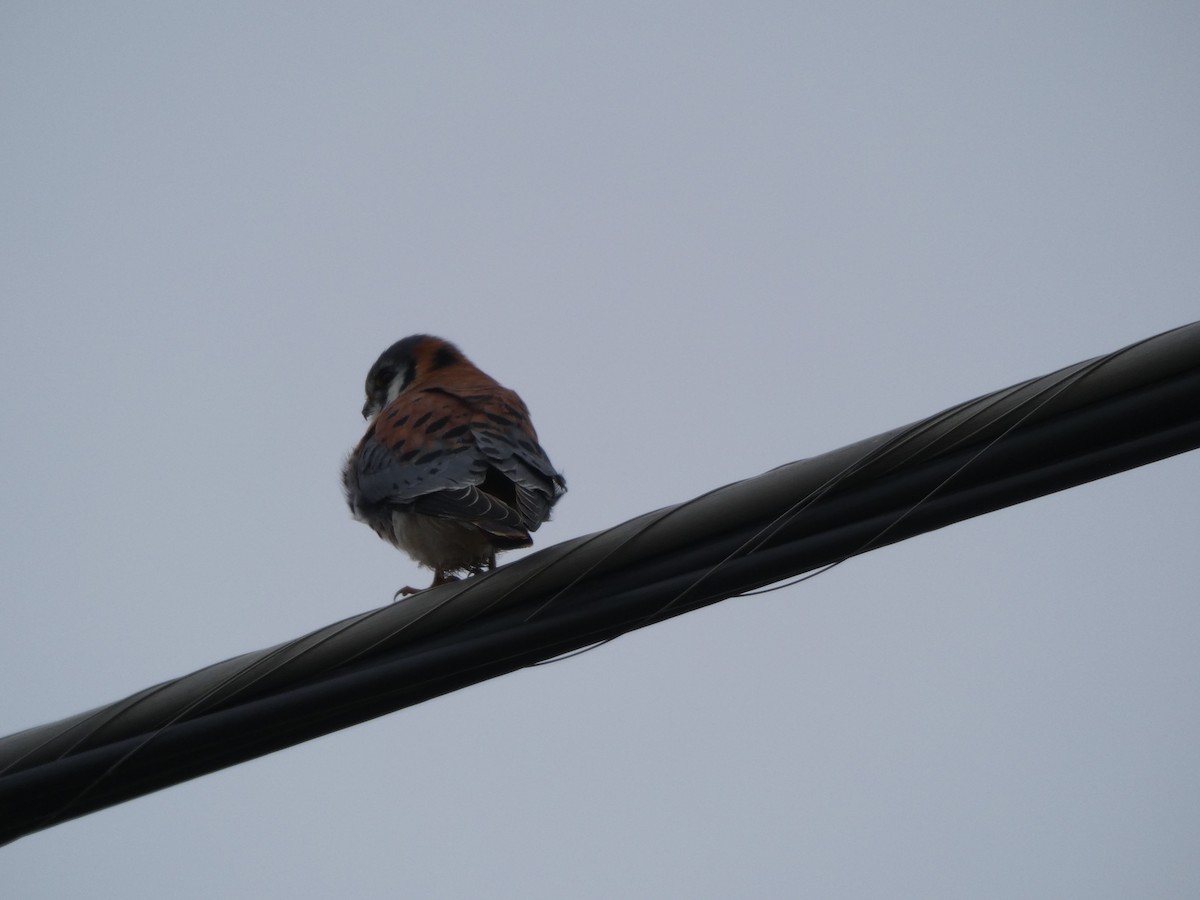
[[3, 4, 1198, 898]]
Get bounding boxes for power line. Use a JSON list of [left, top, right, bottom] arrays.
[[2, 320, 1198, 845]]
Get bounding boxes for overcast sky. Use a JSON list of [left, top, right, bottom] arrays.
[[3, 4, 1198, 898]]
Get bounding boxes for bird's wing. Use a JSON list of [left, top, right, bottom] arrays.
[[447, 385, 566, 531], [346, 387, 530, 535]]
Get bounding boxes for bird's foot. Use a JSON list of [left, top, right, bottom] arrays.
[[392, 573, 460, 602]]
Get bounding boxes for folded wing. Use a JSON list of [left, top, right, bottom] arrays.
[[345, 381, 564, 541]]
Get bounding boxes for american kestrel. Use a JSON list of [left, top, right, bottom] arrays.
[[343, 335, 566, 594]]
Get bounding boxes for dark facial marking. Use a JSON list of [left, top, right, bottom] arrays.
[[394, 361, 415, 394], [431, 344, 461, 370], [375, 366, 396, 386]]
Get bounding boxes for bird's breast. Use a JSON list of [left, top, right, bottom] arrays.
[[386, 509, 496, 572]]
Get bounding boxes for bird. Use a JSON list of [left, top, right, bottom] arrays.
[[343, 335, 566, 595]]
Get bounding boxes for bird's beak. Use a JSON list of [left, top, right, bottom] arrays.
[[361, 402, 372, 420]]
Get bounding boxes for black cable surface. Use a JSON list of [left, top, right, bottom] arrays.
[[2, 321, 1197, 844]]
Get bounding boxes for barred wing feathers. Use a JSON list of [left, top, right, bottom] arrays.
[[345, 375, 563, 541]]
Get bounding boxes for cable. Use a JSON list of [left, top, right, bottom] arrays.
[[1, 320, 1197, 845]]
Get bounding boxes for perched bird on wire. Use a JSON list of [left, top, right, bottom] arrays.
[[343, 335, 566, 595]]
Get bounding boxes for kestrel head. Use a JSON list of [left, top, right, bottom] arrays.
[[361, 334, 465, 420]]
